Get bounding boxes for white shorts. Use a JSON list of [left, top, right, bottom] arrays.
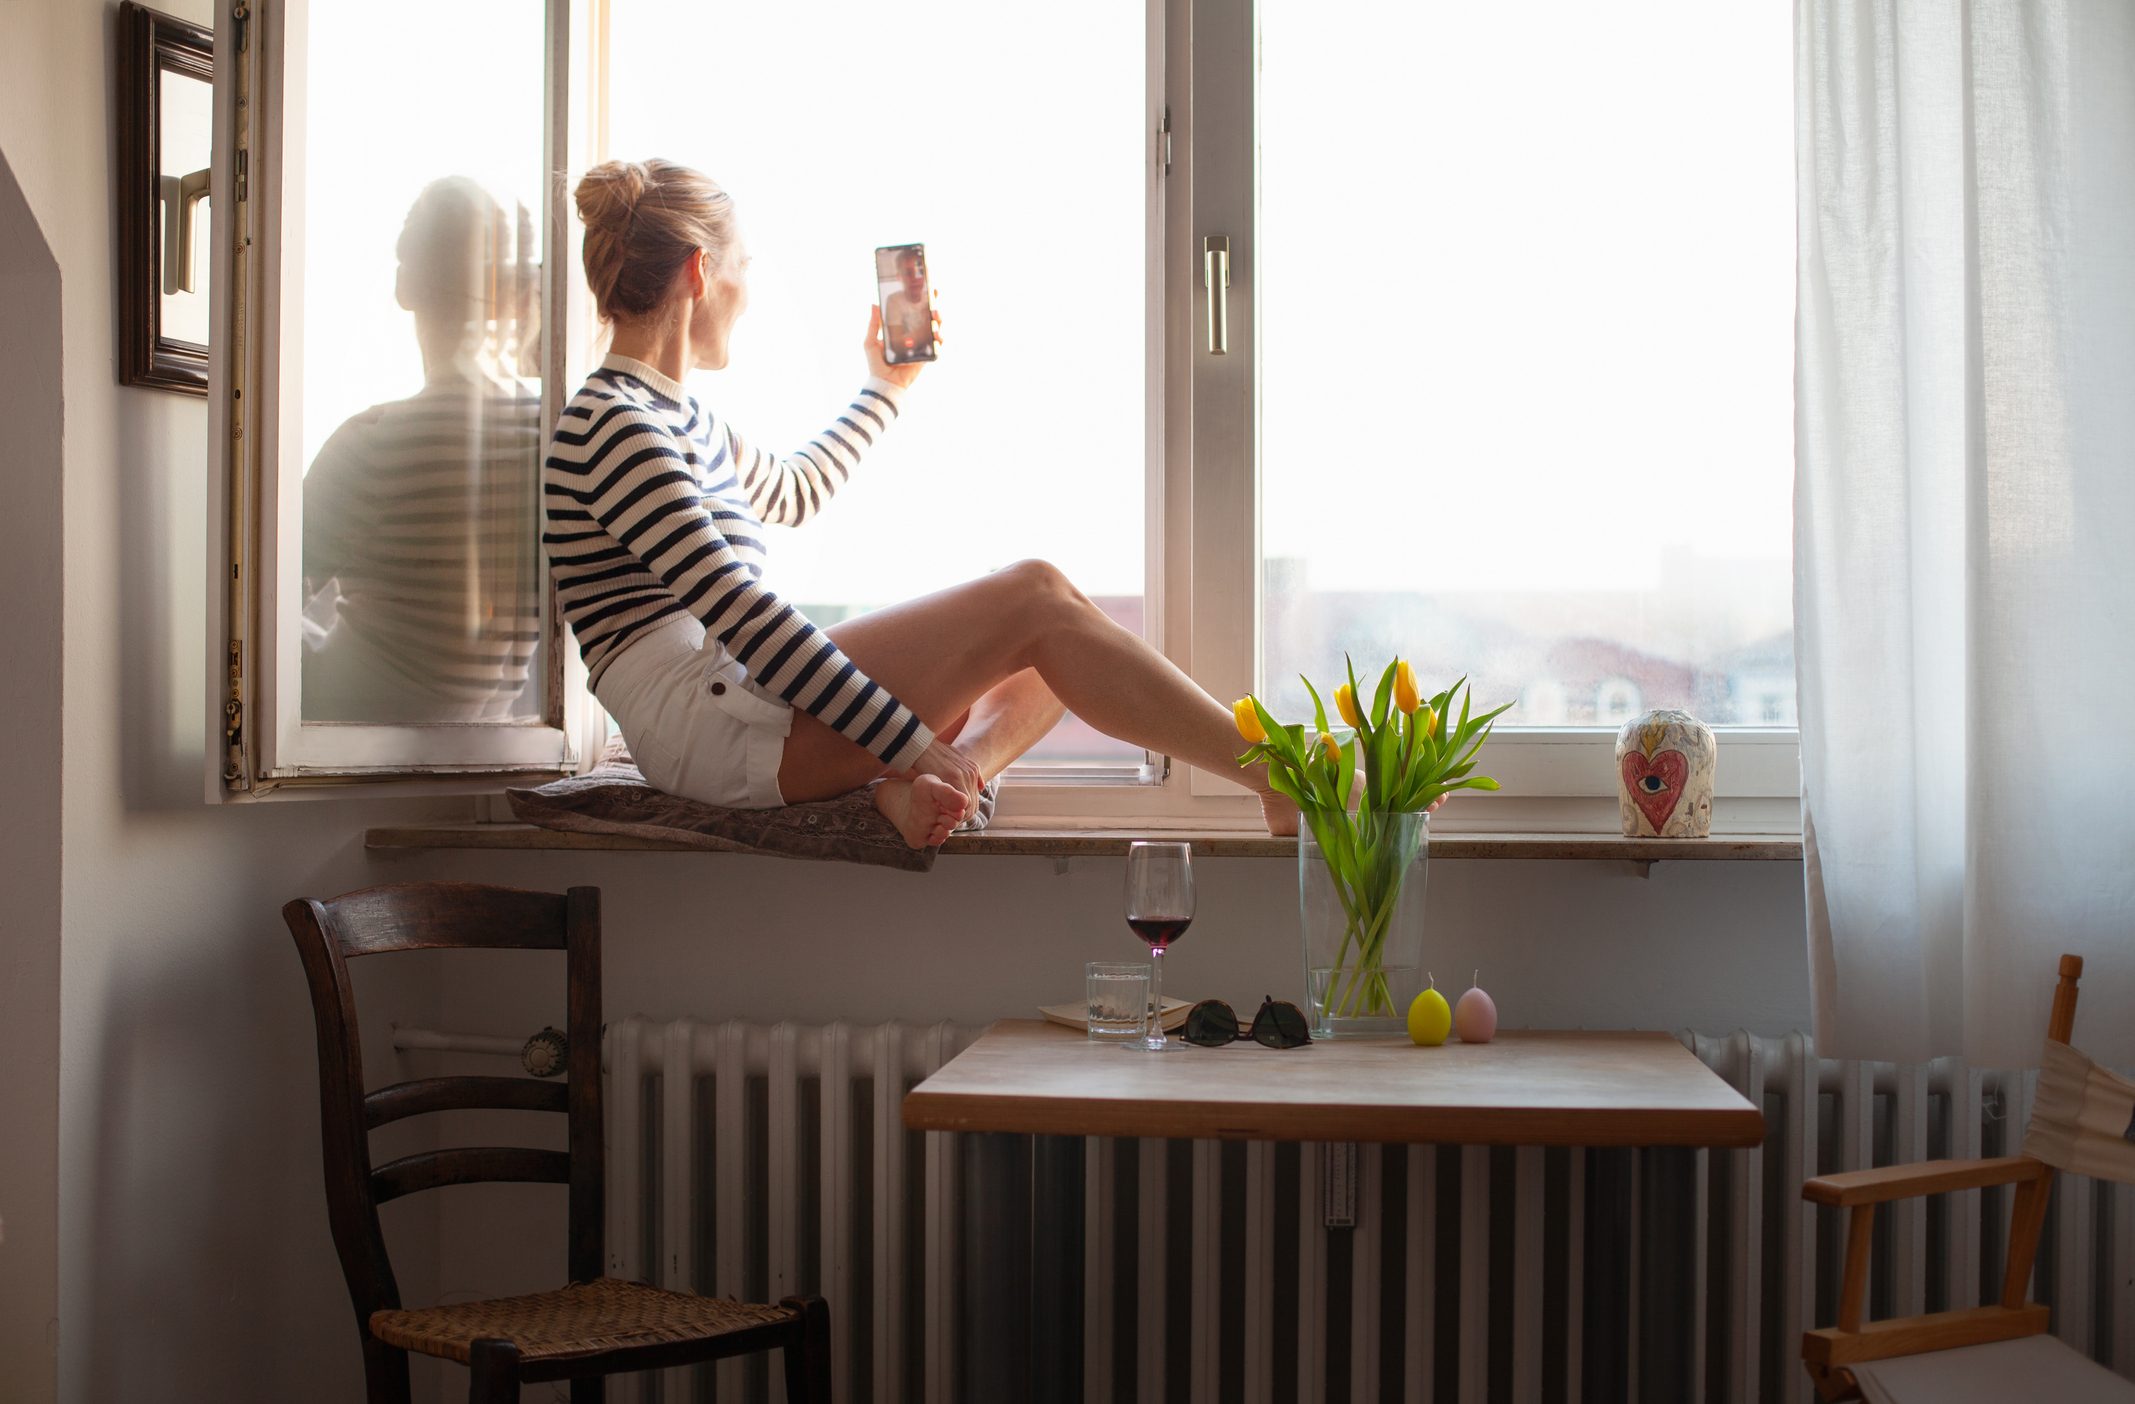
[[593, 614, 793, 809]]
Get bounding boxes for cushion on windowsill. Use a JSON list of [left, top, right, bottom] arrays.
[[505, 738, 994, 872]]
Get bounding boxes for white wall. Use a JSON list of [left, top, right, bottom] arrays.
[[0, 141, 67, 1404], [0, 2, 460, 1399], [395, 849, 1809, 1036]]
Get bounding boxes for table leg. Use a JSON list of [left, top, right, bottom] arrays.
[[1031, 1133, 1086, 1403], [961, 1132, 1031, 1400], [1637, 1147, 1697, 1404], [1582, 1147, 1633, 1404]]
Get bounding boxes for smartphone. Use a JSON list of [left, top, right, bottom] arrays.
[[874, 243, 937, 364]]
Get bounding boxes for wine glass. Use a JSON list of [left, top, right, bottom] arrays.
[[1124, 841, 1194, 1052]]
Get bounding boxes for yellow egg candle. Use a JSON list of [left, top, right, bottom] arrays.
[[1407, 974, 1452, 1047]]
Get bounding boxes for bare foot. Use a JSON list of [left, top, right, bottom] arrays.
[[1259, 788, 1300, 836], [872, 774, 969, 849]]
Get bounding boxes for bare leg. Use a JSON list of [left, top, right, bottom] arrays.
[[867, 670, 1063, 846], [777, 561, 1296, 833], [945, 668, 1065, 780]]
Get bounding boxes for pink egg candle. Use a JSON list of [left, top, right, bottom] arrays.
[[1454, 970, 1498, 1043]]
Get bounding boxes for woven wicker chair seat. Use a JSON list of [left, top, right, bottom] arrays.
[[368, 1277, 797, 1365]]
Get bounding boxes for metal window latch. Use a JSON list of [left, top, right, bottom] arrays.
[[1203, 235, 1230, 355]]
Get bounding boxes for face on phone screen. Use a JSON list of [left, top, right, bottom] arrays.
[[875, 243, 936, 364]]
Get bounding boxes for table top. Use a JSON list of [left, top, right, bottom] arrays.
[[902, 1019, 1765, 1147]]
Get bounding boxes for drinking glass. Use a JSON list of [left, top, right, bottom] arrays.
[[1085, 961, 1151, 1041], [1123, 840, 1194, 1052]]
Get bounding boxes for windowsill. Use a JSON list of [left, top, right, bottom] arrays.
[[365, 822, 1802, 862]]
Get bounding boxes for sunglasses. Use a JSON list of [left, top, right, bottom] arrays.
[[1183, 996, 1314, 1050]]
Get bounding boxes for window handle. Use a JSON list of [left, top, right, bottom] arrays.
[[1203, 235, 1230, 355]]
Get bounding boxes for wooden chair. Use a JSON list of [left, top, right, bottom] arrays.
[[285, 881, 832, 1403], [1800, 954, 2135, 1402]]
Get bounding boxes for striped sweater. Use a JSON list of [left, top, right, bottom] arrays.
[[303, 373, 545, 718], [543, 354, 933, 771]]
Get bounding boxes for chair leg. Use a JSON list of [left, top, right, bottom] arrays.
[[780, 1296, 832, 1404], [361, 1333, 414, 1404], [468, 1339, 523, 1404]]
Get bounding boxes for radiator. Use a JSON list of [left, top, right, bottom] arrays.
[[407, 1019, 2135, 1403]]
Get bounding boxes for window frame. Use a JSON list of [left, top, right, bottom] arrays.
[[208, 0, 606, 797]]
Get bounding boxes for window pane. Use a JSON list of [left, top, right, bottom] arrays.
[[606, 0, 1147, 767], [294, 1, 548, 724], [1257, 3, 1795, 730]]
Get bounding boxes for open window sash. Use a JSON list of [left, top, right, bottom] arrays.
[[210, 0, 599, 793]]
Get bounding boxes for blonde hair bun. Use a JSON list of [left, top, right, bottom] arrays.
[[573, 158, 734, 323]]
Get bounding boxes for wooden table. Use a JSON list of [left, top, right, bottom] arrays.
[[903, 1019, 1765, 1147], [904, 1020, 1763, 1402]]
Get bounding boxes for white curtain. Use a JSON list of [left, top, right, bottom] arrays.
[[1796, 0, 2135, 1069]]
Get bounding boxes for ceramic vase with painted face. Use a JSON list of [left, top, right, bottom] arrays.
[[1614, 709, 1715, 838]]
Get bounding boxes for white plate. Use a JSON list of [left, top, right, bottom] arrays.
[[1039, 996, 1193, 1033]]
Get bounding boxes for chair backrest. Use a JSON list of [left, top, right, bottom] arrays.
[[283, 881, 604, 1323], [1998, 953, 2085, 1309], [2024, 951, 2135, 1186]]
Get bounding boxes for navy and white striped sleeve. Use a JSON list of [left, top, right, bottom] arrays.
[[560, 406, 934, 769], [731, 378, 904, 528]]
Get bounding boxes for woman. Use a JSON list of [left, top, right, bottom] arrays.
[[547, 158, 1301, 847]]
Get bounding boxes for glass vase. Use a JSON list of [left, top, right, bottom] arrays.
[[1300, 808, 1429, 1038]]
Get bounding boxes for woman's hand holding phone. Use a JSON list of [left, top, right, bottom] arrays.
[[864, 300, 942, 390]]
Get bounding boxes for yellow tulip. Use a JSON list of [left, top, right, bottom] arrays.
[[1394, 660, 1420, 715], [1421, 705, 1439, 739], [1320, 731, 1340, 761], [1335, 683, 1362, 729], [1233, 697, 1266, 744]]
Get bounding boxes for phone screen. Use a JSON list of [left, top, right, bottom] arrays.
[[875, 243, 936, 364]]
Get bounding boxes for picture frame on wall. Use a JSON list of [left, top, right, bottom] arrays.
[[117, 0, 213, 397]]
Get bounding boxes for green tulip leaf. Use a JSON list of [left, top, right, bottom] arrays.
[[1301, 675, 1331, 738], [1370, 660, 1396, 730]]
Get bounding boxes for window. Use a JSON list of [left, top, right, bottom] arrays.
[[212, 0, 598, 791], [1185, 0, 1801, 827], [216, 0, 1799, 827], [1254, 3, 1798, 743]]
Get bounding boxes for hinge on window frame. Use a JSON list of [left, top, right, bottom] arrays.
[[223, 640, 248, 790], [222, 0, 254, 793], [1157, 106, 1172, 176]]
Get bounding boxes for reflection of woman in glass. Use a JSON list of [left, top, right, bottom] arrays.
[[302, 177, 544, 723], [548, 158, 1302, 847]]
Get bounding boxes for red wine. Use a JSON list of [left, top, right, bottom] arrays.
[[1128, 916, 1191, 950]]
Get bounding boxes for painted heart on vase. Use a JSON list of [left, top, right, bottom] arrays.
[[1620, 749, 1689, 832]]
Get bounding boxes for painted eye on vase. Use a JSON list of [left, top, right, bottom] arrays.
[[1641, 775, 1666, 793]]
